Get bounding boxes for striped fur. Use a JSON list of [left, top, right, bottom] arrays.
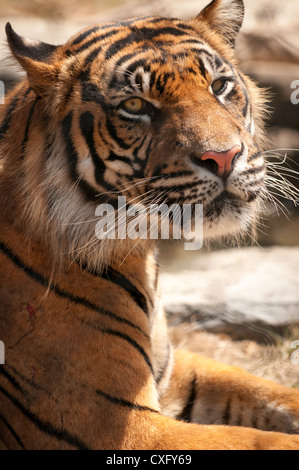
[[1, 0, 299, 450]]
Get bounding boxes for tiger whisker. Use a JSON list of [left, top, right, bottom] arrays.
[[263, 188, 292, 219], [62, 176, 163, 227], [85, 188, 170, 261], [118, 189, 171, 266], [68, 183, 169, 256]]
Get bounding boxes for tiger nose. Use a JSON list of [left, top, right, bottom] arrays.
[[194, 145, 242, 177]]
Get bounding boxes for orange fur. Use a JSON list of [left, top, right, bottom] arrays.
[[0, 0, 298, 450]]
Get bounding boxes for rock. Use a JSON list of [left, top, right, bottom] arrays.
[[161, 246, 299, 342]]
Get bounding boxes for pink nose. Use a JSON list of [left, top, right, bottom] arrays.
[[201, 145, 242, 176]]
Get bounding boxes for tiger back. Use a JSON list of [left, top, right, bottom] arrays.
[[1, 0, 299, 450]]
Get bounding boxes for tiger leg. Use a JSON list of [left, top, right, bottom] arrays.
[[159, 349, 299, 434], [123, 410, 299, 450]]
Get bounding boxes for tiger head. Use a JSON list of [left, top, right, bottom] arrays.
[[4, 0, 267, 265]]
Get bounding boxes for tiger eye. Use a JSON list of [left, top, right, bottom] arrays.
[[122, 98, 145, 113], [211, 79, 226, 95]]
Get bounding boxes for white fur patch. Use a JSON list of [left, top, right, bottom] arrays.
[[77, 157, 96, 186]]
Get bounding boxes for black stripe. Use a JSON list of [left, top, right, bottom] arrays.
[[241, 164, 265, 176], [0, 384, 89, 450], [214, 55, 224, 68], [62, 111, 100, 201], [161, 194, 200, 206], [71, 26, 102, 46], [71, 23, 120, 48], [108, 52, 143, 89], [226, 87, 239, 101], [156, 72, 176, 95], [152, 163, 168, 178], [76, 29, 119, 54], [174, 22, 198, 31], [107, 150, 133, 166], [186, 66, 197, 76], [189, 48, 214, 59], [20, 97, 38, 158], [198, 58, 207, 80], [82, 263, 149, 316], [80, 81, 107, 109], [138, 17, 169, 26], [0, 412, 26, 449], [151, 168, 193, 180], [105, 27, 190, 60], [79, 111, 117, 191], [62, 111, 117, 204], [242, 92, 249, 118], [246, 192, 258, 203], [0, 367, 27, 397], [96, 389, 158, 413], [6, 364, 54, 397], [178, 377, 196, 423], [99, 328, 153, 375], [149, 69, 157, 91], [126, 58, 151, 77], [133, 136, 153, 180], [264, 415, 271, 430], [223, 398, 231, 425], [131, 134, 148, 165], [0, 241, 147, 337], [235, 404, 243, 427], [237, 72, 249, 118], [154, 180, 204, 192], [0, 91, 21, 140], [114, 51, 139, 69], [250, 412, 258, 429], [177, 39, 204, 47], [20, 86, 33, 104], [83, 45, 102, 68], [248, 151, 262, 162], [105, 115, 131, 150], [103, 266, 149, 316], [155, 74, 165, 95]]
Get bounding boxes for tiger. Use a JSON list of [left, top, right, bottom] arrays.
[[0, 0, 299, 450]]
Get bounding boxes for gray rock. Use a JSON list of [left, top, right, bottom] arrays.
[[161, 247, 299, 342]]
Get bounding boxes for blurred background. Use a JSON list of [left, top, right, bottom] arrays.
[[0, 0, 298, 384]]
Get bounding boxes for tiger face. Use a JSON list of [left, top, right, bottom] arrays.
[[5, 0, 267, 260]]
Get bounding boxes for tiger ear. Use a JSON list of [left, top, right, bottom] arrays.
[[195, 0, 244, 46], [5, 23, 60, 96]]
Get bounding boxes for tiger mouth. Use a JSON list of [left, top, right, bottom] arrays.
[[203, 190, 244, 218]]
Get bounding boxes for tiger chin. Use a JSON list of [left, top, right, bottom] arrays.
[[1, 0, 299, 451]]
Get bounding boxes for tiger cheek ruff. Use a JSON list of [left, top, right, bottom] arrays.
[[1, 0, 299, 450]]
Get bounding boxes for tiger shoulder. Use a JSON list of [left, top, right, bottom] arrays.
[[0, 0, 299, 450]]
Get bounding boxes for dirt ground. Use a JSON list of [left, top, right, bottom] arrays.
[[170, 325, 299, 389]]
